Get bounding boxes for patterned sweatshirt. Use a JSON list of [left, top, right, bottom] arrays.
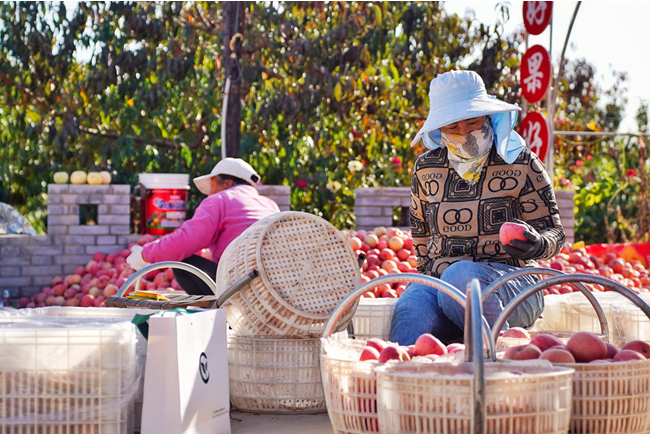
[[410, 145, 565, 278]]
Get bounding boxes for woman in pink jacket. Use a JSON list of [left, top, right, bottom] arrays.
[[127, 158, 280, 295]]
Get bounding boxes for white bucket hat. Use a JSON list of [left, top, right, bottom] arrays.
[[412, 70, 526, 164], [193, 158, 260, 195]]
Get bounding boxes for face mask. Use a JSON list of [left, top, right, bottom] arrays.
[[441, 118, 494, 184]]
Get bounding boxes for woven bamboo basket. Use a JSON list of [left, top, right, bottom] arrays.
[[215, 212, 361, 337], [376, 361, 575, 434], [227, 334, 326, 413], [557, 359, 650, 434]]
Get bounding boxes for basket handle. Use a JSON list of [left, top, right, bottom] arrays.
[[491, 273, 650, 344], [117, 261, 217, 297], [321, 273, 497, 361], [465, 278, 486, 434], [482, 267, 609, 338]]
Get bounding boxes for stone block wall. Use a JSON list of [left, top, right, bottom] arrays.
[[354, 187, 575, 244], [255, 185, 291, 211], [354, 187, 411, 231]]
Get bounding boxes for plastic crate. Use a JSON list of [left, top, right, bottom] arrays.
[[611, 303, 651, 348], [557, 360, 650, 434], [227, 334, 326, 413], [0, 319, 139, 434], [0, 306, 153, 433], [375, 361, 574, 434], [350, 298, 397, 341]]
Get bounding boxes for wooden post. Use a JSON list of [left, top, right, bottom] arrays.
[[222, 2, 244, 158]]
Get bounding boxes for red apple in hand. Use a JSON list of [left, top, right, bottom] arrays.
[[567, 332, 607, 363], [503, 344, 542, 360], [621, 340, 650, 359], [499, 222, 529, 246], [414, 333, 447, 356], [529, 334, 564, 352]]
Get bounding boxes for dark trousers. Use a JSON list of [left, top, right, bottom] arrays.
[[173, 254, 219, 296]]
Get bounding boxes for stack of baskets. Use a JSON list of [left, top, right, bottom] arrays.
[[216, 212, 362, 413]]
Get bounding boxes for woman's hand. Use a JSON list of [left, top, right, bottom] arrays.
[[503, 219, 546, 260], [127, 245, 150, 271]]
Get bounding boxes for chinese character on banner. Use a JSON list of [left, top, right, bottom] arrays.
[[519, 112, 550, 162], [523, 1, 553, 35], [521, 45, 551, 104]]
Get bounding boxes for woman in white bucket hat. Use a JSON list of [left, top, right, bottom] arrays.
[[127, 158, 280, 295], [389, 70, 566, 345]]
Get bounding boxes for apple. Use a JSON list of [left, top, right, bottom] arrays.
[[64, 274, 82, 287], [501, 327, 530, 339], [503, 344, 542, 360], [381, 259, 397, 271], [376, 239, 388, 251], [365, 338, 387, 353], [567, 332, 608, 363], [613, 349, 647, 362], [388, 236, 404, 251], [378, 346, 409, 363], [35, 292, 48, 304], [373, 227, 387, 237], [349, 237, 362, 251], [80, 294, 95, 307], [529, 334, 564, 352], [103, 284, 119, 298], [52, 296, 65, 306], [63, 288, 78, 299], [621, 340, 650, 359], [51, 276, 63, 287], [605, 343, 619, 360], [540, 348, 576, 363], [499, 222, 528, 246], [381, 289, 398, 298], [362, 234, 379, 249], [359, 346, 381, 362], [52, 284, 67, 297], [88, 287, 101, 298], [414, 333, 447, 356], [446, 343, 465, 354]]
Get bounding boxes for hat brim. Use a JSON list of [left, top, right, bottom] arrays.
[[193, 174, 214, 195], [411, 96, 520, 147]]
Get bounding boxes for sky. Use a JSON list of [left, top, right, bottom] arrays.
[[443, 1, 651, 133]]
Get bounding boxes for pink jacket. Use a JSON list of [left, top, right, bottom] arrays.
[[142, 184, 280, 263]]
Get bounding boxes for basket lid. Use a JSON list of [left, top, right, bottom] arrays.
[[255, 212, 361, 315]]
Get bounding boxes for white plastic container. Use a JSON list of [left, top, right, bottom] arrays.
[[0, 318, 139, 434], [351, 298, 397, 341]]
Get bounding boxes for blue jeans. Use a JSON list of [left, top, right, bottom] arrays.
[[389, 261, 544, 345]]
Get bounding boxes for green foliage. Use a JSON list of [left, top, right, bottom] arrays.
[[0, 1, 646, 244]]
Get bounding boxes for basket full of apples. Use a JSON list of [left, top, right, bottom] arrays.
[[493, 274, 650, 434]]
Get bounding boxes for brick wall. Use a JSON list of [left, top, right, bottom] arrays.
[[354, 187, 575, 244], [0, 183, 292, 304], [255, 185, 291, 211]]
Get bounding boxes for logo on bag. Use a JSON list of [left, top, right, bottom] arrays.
[[199, 352, 210, 384]]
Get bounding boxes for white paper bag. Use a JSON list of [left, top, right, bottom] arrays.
[[141, 309, 230, 434]]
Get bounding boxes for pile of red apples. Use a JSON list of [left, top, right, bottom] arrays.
[[500, 328, 650, 364], [344, 226, 418, 299], [17, 234, 191, 309], [538, 245, 649, 295], [357, 333, 464, 363]]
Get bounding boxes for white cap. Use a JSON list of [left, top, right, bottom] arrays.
[[193, 158, 260, 195]]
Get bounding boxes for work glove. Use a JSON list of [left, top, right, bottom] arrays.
[[503, 219, 547, 260], [127, 245, 149, 271]]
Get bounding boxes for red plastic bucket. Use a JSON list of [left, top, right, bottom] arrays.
[[138, 174, 190, 236]]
